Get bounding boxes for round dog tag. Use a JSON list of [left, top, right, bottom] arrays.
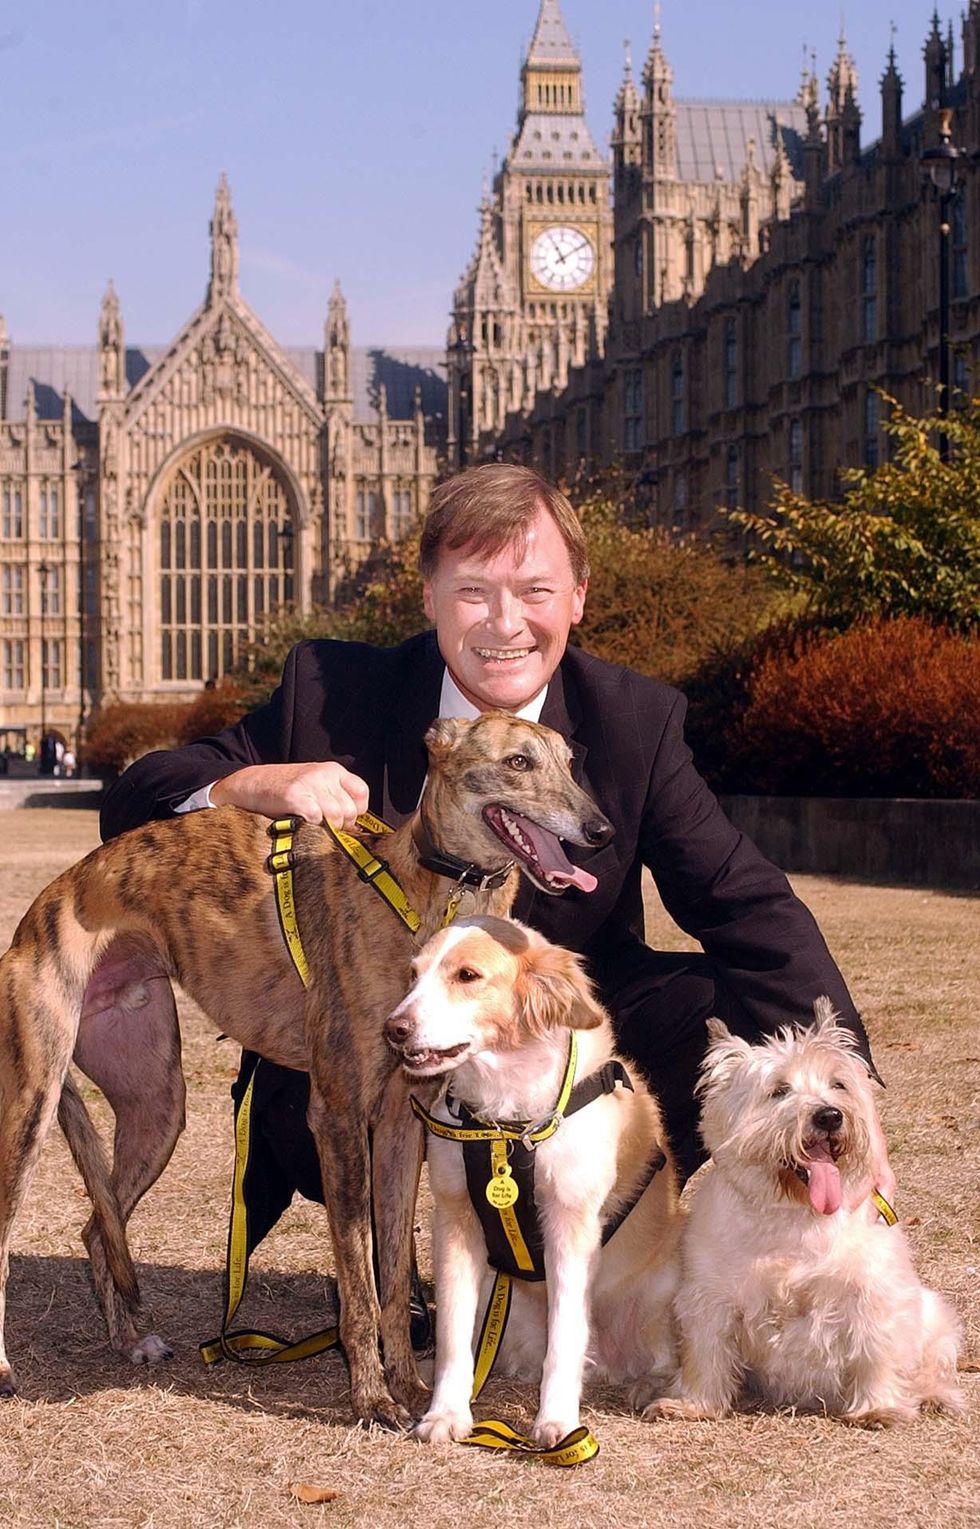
[[486, 1164, 519, 1209]]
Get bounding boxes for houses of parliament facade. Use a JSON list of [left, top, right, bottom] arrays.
[[3, 0, 980, 745]]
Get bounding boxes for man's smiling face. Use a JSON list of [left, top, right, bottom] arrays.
[[422, 506, 587, 712]]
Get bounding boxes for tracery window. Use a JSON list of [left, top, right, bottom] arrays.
[[158, 437, 295, 683]]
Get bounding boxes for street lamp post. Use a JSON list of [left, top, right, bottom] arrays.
[[921, 108, 963, 462]]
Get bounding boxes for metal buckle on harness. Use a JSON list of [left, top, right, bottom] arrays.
[[519, 1110, 562, 1151]]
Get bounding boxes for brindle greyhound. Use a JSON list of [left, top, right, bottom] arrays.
[[0, 712, 611, 1426]]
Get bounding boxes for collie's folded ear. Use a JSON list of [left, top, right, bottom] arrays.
[[518, 937, 606, 1036]]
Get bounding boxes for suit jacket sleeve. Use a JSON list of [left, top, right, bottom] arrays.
[[100, 642, 312, 840], [639, 690, 864, 1040]]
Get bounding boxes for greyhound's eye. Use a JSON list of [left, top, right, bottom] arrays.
[[770, 1082, 791, 1099], [456, 967, 481, 984], [506, 753, 532, 771]]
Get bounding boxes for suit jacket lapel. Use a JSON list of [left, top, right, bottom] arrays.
[[539, 651, 588, 781]]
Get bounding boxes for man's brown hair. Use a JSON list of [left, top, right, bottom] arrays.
[[419, 463, 590, 584]]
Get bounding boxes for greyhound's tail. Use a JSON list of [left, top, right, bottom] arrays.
[[57, 1074, 140, 1310]]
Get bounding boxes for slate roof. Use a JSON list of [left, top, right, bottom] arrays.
[[3, 345, 447, 425], [510, 112, 606, 173], [675, 100, 808, 183], [526, 0, 579, 67]]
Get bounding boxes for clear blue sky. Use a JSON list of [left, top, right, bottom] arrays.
[[0, 1, 958, 349]]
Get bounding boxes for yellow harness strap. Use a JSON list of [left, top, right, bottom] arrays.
[[205, 808, 467, 1368], [266, 817, 312, 989], [873, 1189, 898, 1225], [199, 1060, 341, 1367], [460, 1418, 600, 1467], [467, 1276, 599, 1465]]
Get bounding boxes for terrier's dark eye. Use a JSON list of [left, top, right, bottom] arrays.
[[770, 1082, 791, 1099], [506, 753, 531, 771], [456, 967, 481, 984], [831, 1078, 848, 1092]]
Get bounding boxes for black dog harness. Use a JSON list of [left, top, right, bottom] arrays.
[[411, 1035, 667, 1372]]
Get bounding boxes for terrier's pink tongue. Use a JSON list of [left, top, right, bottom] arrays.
[[805, 1143, 842, 1215]]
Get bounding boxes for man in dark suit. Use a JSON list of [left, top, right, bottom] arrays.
[[102, 462, 882, 1196]]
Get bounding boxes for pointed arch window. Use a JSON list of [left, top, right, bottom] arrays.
[[787, 280, 802, 379], [158, 437, 295, 683], [862, 236, 878, 343]]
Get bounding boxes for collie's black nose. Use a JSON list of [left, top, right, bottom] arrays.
[[385, 1013, 412, 1046], [812, 1105, 844, 1133], [583, 816, 614, 847]]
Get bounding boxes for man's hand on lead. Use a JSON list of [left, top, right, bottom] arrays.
[[209, 762, 371, 829]]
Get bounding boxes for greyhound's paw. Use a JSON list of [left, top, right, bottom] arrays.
[[0, 1363, 17, 1398], [531, 1416, 577, 1449], [128, 1334, 174, 1368], [413, 1407, 473, 1444], [353, 1391, 412, 1433], [390, 1373, 431, 1423]]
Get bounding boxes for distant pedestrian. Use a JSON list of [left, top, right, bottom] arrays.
[[62, 748, 77, 779]]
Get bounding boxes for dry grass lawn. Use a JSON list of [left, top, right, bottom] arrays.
[[0, 808, 976, 1529]]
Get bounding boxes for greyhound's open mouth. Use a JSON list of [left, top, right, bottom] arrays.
[[792, 1134, 844, 1215], [482, 805, 598, 896]]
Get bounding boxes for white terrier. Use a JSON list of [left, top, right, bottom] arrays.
[[642, 1002, 963, 1427]]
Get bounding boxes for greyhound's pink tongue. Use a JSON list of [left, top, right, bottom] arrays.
[[513, 814, 598, 893], [806, 1142, 842, 1215]]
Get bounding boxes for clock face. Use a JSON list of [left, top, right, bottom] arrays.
[[529, 225, 595, 292]]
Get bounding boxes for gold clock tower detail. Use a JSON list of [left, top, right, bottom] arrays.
[[448, 0, 612, 466]]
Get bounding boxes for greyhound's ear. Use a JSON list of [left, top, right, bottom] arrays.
[[518, 938, 606, 1036], [424, 717, 471, 758]]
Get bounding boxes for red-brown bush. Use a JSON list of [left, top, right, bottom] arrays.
[[724, 618, 980, 797], [84, 701, 187, 776], [85, 681, 250, 776]]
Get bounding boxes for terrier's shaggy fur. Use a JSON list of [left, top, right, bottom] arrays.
[[641, 1001, 963, 1427]]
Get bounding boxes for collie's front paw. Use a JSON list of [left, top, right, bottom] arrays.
[[531, 1416, 577, 1449], [412, 1407, 473, 1444]]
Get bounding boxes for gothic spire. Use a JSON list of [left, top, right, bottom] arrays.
[[325, 279, 350, 403], [520, 0, 583, 122], [208, 173, 239, 304], [98, 278, 124, 398], [615, 38, 640, 116], [526, 0, 578, 67], [827, 27, 859, 115]]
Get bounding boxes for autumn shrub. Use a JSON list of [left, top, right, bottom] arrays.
[[718, 618, 980, 797], [85, 701, 186, 776], [177, 680, 251, 743], [573, 497, 780, 685]]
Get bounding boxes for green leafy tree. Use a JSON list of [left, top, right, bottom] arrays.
[[724, 395, 980, 629]]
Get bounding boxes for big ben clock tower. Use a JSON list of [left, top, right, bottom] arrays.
[[448, 0, 612, 467]]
